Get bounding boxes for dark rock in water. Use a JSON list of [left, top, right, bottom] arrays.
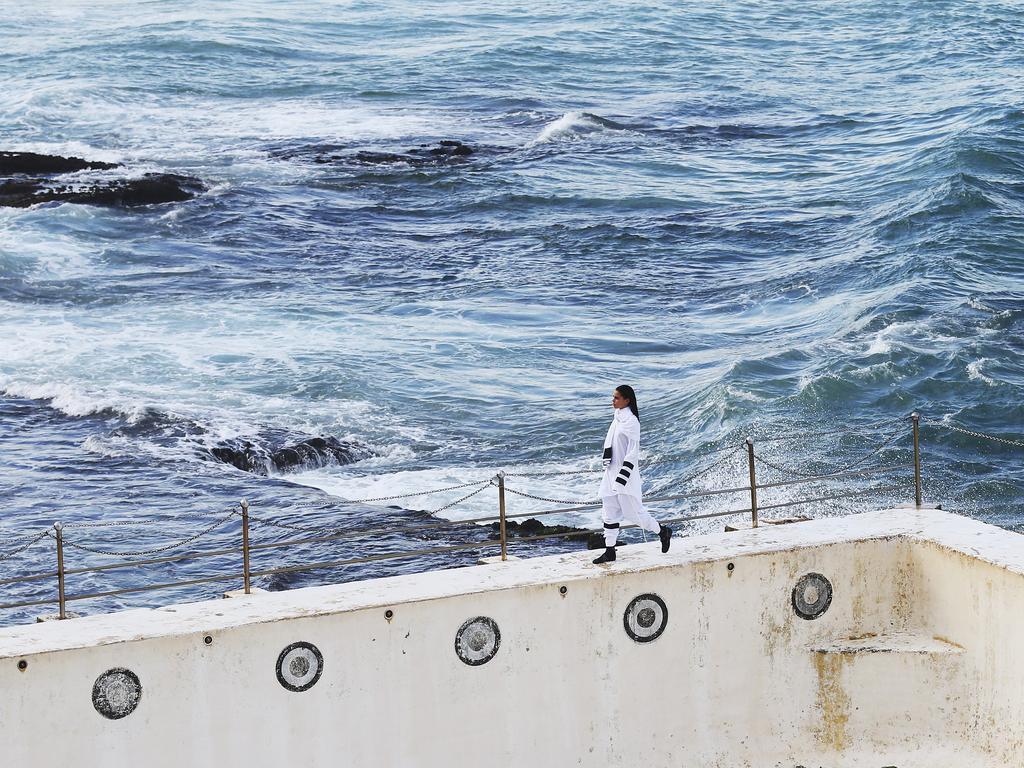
[[354, 140, 475, 165], [0, 151, 119, 175], [351, 150, 408, 165], [490, 517, 595, 543], [271, 436, 375, 471], [0, 173, 205, 209], [211, 441, 272, 475], [428, 139, 474, 157], [0, 150, 204, 209], [211, 436, 375, 476], [288, 140, 477, 167]]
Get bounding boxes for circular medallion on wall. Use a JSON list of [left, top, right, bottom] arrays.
[[623, 593, 668, 643], [92, 667, 142, 720], [792, 572, 833, 620], [276, 641, 324, 692], [455, 616, 501, 666]]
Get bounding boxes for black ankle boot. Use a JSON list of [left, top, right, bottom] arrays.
[[593, 546, 616, 564], [659, 525, 672, 553]]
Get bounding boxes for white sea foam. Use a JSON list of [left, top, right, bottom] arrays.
[[7, 97, 461, 163], [967, 359, 995, 385], [0, 380, 151, 422], [530, 111, 615, 145]]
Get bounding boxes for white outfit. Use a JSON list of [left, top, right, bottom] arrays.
[[599, 408, 661, 547]]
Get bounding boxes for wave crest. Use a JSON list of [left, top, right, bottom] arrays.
[[530, 111, 626, 145]]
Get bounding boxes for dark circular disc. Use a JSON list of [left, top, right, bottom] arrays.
[[455, 616, 501, 666], [623, 593, 668, 643], [92, 667, 142, 720], [276, 641, 324, 692], [792, 572, 833, 620]]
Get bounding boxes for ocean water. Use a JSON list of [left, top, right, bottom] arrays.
[[1, 0, 1022, 625]]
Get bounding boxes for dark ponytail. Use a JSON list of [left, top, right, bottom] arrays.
[[615, 385, 639, 421]]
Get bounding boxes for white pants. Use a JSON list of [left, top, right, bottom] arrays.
[[601, 494, 661, 547]]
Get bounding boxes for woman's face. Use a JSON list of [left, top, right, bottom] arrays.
[[612, 390, 628, 409]]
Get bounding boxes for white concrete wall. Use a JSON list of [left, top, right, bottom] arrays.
[[0, 508, 1016, 767], [909, 539, 1024, 766]]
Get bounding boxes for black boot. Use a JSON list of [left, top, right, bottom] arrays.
[[593, 546, 616, 564], [659, 525, 672, 553]]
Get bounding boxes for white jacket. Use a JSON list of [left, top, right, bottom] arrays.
[[598, 408, 642, 500]]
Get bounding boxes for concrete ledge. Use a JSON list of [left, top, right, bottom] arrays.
[[811, 631, 965, 655]]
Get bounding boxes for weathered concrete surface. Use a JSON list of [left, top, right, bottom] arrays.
[[0, 508, 1017, 767]]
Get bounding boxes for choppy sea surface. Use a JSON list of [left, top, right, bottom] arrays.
[[1, 1, 1022, 625]]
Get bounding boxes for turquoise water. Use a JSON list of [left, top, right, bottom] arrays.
[[1, 1, 1022, 623]]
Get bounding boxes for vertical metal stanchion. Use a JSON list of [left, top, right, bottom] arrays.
[[746, 439, 758, 528], [54, 522, 66, 620], [497, 472, 508, 561], [240, 499, 251, 595], [911, 413, 922, 507]]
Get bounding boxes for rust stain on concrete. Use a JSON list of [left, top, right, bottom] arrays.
[[932, 634, 965, 651], [812, 651, 852, 751]]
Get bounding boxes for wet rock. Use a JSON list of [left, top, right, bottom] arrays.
[[489, 517, 598, 546], [354, 140, 475, 165], [0, 151, 119, 175], [211, 436, 375, 475], [271, 437, 375, 471], [0, 151, 205, 208], [0, 173, 205, 208], [275, 139, 478, 167]]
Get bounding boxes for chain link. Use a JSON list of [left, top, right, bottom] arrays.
[[59, 507, 239, 559], [247, 479, 497, 534], [506, 441, 747, 479], [753, 425, 906, 479], [503, 486, 601, 506], [62, 509, 237, 530], [0, 530, 50, 562], [429, 480, 495, 515], [675, 445, 745, 486], [318, 477, 495, 505], [503, 446, 746, 506], [504, 467, 602, 479], [928, 420, 1024, 449]]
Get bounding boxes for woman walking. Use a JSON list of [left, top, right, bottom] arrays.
[[593, 385, 672, 564]]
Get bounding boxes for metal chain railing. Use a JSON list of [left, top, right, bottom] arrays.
[[245, 478, 498, 537], [673, 444, 746, 486], [0, 530, 50, 562], [0, 411, 958, 623], [58, 507, 239, 559], [504, 467, 601, 479], [753, 425, 907, 480], [503, 445, 747, 508], [337, 478, 495, 504], [430, 479, 496, 515], [927, 419, 1024, 449], [61, 509, 234, 530]]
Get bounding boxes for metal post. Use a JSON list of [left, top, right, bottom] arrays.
[[497, 472, 508, 561], [746, 439, 758, 528], [240, 499, 251, 595], [911, 413, 922, 507], [54, 522, 66, 620]]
